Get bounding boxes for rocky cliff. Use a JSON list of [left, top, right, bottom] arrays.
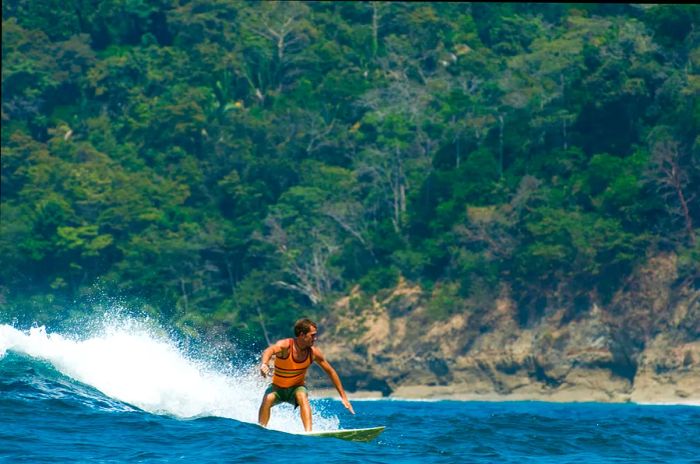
[[311, 254, 699, 403]]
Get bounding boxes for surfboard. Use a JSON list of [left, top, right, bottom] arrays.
[[301, 426, 385, 442]]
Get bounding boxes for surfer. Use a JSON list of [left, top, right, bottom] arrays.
[[258, 318, 355, 431]]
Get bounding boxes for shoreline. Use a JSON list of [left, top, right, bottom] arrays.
[[309, 386, 700, 406]]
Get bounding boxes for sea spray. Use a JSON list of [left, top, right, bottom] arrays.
[[0, 318, 340, 432]]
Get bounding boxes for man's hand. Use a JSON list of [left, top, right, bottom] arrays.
[[341, 396, 355, 415], [260, 363, 271, 377]]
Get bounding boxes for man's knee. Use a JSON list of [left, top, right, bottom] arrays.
[[295, 390, 309, 405], [262, 392, 277, 407]]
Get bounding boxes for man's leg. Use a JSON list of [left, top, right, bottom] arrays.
[[295, 389, 312, 431], [258, 391, 277, 427]]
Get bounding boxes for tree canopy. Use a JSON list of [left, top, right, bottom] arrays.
[[2, 2, 698, 344]]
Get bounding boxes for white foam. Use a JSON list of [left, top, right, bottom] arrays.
[[0, 321, 339, 432], [634, 401, 700, 407]]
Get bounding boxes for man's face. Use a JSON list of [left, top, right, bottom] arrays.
[[303, 328, 318, 346]]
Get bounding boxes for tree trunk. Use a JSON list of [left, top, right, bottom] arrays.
[[225, 258, 236, 296], [678, 186, 695, 245], [456, 127, 461, 169], [652, 140, 696, 245], [560, 73, 568, 150], [391, 145, 405, 233], [371, 2, 380, 59], [256, 306, 272, 345], [498, 113, 504, 177], [180, 277, 189, 313], [670, 167, 696, 245]]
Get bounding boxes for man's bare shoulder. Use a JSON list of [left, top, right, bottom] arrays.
[[311, 346, 326, 360], [271, 338, 291, 353]]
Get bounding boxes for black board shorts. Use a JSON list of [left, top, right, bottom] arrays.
[[264, 384, 308, 408]]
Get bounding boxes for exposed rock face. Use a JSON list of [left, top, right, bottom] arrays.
[[632, 335, 700, 402], [312, 255, 699, 403]]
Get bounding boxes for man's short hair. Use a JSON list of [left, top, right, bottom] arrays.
[[294, 318, 317, 337]]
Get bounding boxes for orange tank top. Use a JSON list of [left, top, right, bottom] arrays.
[[272, 338, 313, 388]]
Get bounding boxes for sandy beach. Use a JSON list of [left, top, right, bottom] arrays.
[[310, 384, 700, 405]]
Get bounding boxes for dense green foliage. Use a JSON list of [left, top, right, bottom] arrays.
[[2, 2, 698, 341]]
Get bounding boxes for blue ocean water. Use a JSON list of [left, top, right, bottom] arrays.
[[1, 322, 699, 463]]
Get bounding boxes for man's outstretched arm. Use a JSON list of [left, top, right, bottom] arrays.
[[313, 348, 355, 414]]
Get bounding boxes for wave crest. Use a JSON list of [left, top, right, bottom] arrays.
[[0, 320, 339, 432]]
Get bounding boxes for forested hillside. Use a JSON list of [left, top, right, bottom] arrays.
[[2, 2, 698, 348]]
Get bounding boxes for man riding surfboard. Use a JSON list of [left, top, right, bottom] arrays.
[[258, 318, 355, 431]]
